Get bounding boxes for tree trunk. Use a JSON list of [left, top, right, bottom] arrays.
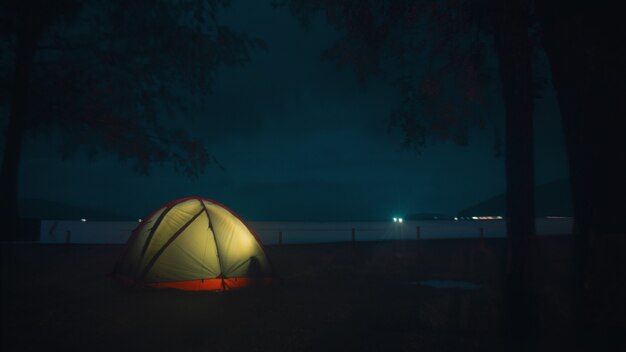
[[537, 1, 626, 346], [536, 3, 592, 346], [0, 15, 40, 241], [493, 0, 537, 346]]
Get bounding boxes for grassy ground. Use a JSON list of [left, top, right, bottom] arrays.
[[0, 237, 620, 351]]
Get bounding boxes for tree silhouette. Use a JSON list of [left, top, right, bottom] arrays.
[[281, 0, 626, 345], [536, 1, 626, 345], [0, 0, 263, 238], [278, 0, 538, 343]]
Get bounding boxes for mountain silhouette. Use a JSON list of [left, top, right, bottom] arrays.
[[458, 178, 572, 217]]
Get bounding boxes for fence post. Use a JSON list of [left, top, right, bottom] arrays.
[[415, 226, 422, 280], [278, 231, 283, 246], [351, 228, 355, 244], [480, 227, 485, 250]]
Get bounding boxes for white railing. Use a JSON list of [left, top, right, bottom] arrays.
[[38, 218, 573, 244]]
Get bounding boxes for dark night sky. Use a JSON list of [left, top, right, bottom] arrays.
[[15, 2, 568, 221]]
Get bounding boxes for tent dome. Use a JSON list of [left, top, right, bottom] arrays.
[[114, 197, 273, 291]]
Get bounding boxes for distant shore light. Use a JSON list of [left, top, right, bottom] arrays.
[[80, 218, 87, 222], [398, 218, 403, 223], [393, 217, 397, 222]]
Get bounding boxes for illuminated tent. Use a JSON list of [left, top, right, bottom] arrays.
[[114, 197, 273, 291]]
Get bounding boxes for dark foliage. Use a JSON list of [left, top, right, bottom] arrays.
[[1, 0, 263, 177], [276, 0, 506, 152]]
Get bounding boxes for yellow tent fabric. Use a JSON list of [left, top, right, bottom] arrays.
[[114, 197, 272, 291]]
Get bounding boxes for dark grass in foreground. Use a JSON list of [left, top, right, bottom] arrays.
[[0, 238, 619, 351]]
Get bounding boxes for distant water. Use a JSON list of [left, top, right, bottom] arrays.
[[406, 280, 482, 289], [39, 218, 573, 244]]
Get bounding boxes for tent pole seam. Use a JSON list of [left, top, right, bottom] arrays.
[[134, 199, 186, 279], [200, 200, 227, 290], [138, 208, 205, 283]]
